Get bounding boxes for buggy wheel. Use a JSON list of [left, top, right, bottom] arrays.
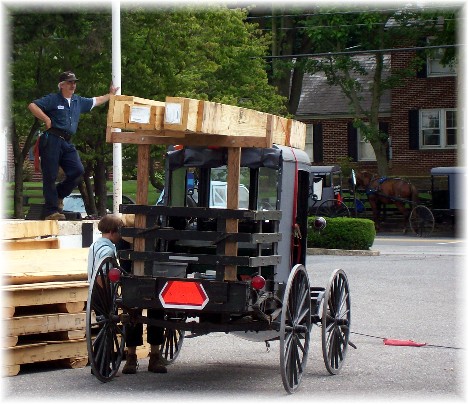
[[315, 199, 350, 218], [280, 264, 312, 394], [322, 269, 351, 375], [86, 256, 125, 382], [160, 326, 185, 364], [410, 205, 434, 237]]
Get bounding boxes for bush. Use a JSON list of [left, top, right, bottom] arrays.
[[308, 216, 376, 250]]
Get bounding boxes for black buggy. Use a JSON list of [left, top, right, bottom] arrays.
[[86, 144, 351, 393]]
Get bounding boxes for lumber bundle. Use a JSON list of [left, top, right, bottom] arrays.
[[2, 220, 90, 376], [1, 220, 59, 251], [106, 95, 306, 149]]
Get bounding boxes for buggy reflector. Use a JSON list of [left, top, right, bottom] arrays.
[[159, 280, 209, 309]]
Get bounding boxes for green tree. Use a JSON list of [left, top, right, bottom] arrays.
[[10, 6, 286, 218], [253, 6, 459, 175]]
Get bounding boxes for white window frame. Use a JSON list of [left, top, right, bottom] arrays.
[[419, 109, 457, 150], [426, 37, 457, 77], [305, 124, 314, 163], [357, 127, 376, 161]]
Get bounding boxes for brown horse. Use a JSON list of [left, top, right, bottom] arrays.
[[352, 171, 418, 232]]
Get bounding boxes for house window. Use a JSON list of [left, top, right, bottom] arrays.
[[305, 124, 314, 162], [357, 128, 376, 161], [420, 109, 457, 149], [427, 38, 456, 77]]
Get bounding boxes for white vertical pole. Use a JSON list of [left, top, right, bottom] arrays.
[[112, 0, 122, 215]]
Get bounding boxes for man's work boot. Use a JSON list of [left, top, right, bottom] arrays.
[[45, 212, 66, 220], [148, 353, 167, 373], [122, 353, 138, 374]]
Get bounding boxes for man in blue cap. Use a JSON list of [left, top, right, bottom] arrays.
[[28, 71, 119, 220]]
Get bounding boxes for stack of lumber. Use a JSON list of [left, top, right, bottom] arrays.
[[107, 95, 307, 150], [2, 220, 89, 376]]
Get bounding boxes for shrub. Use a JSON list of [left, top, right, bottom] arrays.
[[307, 216, 376, 250]]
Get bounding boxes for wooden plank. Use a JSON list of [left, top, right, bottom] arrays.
[[108, 130, 269, 148], [3, 248, 88, 285], [2, 339, 88, 366], [2, 237, 59, 251], [134, 144, 150, 276], [224, 147, 240, 281], [4, 312, 86, 337], [3, 281, 89, 308], [2, 337, 18, 348], [1, 220, 58, 240]]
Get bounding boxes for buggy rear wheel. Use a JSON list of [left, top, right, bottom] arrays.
[[322, 269, 351, 375], [160, 326, 185, 364], [315, 199, 350, 217], [410, 205, 435, 237], [280, 264, 312, 393], [86, 256, 125, 382]]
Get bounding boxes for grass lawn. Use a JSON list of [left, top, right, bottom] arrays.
[[3, 180, 161, 218]]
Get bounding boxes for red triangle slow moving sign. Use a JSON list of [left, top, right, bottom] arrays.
[[159, 280, 209, 309]]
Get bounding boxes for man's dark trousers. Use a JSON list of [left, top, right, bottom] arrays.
[[39, 132, 84, 216]]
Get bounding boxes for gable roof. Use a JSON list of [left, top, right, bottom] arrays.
[[295, 54, 392, 119]]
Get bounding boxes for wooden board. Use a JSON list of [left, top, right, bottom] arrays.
[[2, 237, 59, 251], [2, 338, 87, 367], [4, 312, 86, 337], [3, 281, 89, 309], [3, 248, 88, 284], [1, 220, 58, 240]]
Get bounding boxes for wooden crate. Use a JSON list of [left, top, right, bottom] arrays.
[[107, 94, 165, 131]]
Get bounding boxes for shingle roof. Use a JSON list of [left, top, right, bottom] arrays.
[[295, 54, 391, 118]]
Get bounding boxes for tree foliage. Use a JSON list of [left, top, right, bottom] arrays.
[[9, 6, 287, 217], [253, 5, 459, 175]]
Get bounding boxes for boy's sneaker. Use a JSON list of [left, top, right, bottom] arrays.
[[122, 354, 138, 374], [148, 353, 167, 373]]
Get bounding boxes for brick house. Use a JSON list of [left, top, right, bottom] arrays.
[[295, 50, 458, 176]]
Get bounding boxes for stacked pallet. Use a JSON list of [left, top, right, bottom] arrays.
[[2, 220, 89, 376]]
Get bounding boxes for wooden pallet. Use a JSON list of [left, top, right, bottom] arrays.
[[3, 249, 88, 285], [2, 339, 88, 376]]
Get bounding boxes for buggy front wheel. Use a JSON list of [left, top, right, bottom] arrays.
[[280, 264, 312, 393], [86, 256, 125, 382]]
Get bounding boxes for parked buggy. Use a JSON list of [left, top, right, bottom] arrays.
[[309, 165, 350, 217], [86, 144, 352, 393]]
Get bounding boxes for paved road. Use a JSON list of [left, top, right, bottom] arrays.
[[2, 235, 466, 403]]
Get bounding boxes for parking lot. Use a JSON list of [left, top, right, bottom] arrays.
[[2, 235, 465, 402]]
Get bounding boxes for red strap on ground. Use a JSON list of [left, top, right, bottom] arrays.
[[34, 136, 41, 172], [384, 338, 427, 347]]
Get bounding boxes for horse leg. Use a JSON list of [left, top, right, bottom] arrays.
[[395, 202, 409, 233], [369, 199, 380, 231]]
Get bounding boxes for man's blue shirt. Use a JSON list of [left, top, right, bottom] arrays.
[[33, 92, 94, 135]]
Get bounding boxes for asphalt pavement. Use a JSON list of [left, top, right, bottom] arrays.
[[2, 234, 466, 403]]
